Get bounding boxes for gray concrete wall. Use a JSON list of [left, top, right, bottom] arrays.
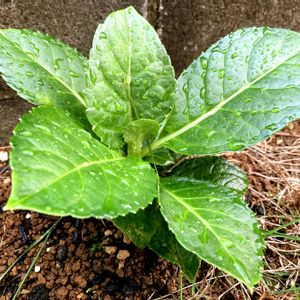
[[1, 0, 300, 145]]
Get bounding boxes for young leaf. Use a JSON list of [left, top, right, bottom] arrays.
[[84, 6, 176, 148], [123, 119, 160, 156], [159, 157, 264, 289], [145, 28, 300, 156], [6, 106, 157, 218], [0, 29, 88, 122], [113, 203, 200, 282]]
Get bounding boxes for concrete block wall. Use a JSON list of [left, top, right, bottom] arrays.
[[1, 0, 300, 144]]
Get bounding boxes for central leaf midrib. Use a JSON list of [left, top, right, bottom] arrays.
[[141, 49, 300, 156], [11, 156, 124, 202], [0, 30, 86, 107]]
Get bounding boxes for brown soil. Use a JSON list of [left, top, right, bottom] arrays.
[[0, 123, 300, 300]]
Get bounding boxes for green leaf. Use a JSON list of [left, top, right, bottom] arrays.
[[159, 157, 264, 288], [6, 106, 157, 219], [0, 29, 88, 122], [124, 119, 160, 156], [145, 28, 300, 155], [148, 209, 200, 282], [84, 6, 176, 149], [113, 203, 200, 282], [113, 203, 160, 248], [171, 156, 248, 194]]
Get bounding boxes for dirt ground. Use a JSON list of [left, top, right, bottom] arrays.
[[0, 122, 299, 299]]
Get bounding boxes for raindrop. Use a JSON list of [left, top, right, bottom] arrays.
[[263, 27, 271, 35], [227, 139, 245, 151], [271, 107, 280, 113], [182, 83, 188, 94], [231, 52, 238, 59], [99, 32, 108, 39], [271, 50, 277, 58], [20, 131, 32, 137], [23, 150, 34, 156], [218, 69, 224, 79], [69, 71, 80, 78], [34, 124, 51, 134], [25, 71, 34, 77], [37, 79, 44, 87], [53, 58, 63, 70], [200, 87, 205, 99], [200, 57, 208, 69], [183, 107, 189, 116], [265, 123, 277, 131]]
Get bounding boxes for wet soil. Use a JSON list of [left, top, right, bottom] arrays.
[[0, 122, 300, 300]]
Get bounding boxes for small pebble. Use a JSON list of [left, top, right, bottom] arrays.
[[34, 265, 41, 272], [117, 250, 130, 260], [0, 151, 8, 162], [74, 275, 87, 288], [104, 229, 113, 236], [123, 235, 131, 244], [105, 246, 117, 255], [25, 213, 31, 219], [3, 177, 10, 185], [56, 286, 69, 299]]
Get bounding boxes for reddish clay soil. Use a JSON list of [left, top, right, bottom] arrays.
[[0, 122, 300, 300]]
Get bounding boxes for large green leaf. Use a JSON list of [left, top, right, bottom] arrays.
[[6, 106, 157, 218], [159, 157, 264, 289], [143, 28, 300, 156], [84, 6, 176, 149], [113, 203, 200, 282], [148, 208, 200, 282], [0, 29, 88, 122]]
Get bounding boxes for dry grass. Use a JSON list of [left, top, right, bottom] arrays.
[[153, 122, 300, 300]]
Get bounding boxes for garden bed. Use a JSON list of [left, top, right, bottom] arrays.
[[0, 122, 299, 300]]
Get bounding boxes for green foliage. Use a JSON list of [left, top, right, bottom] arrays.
[[6, 106, 157, 218], [84, 6, 176, 148], [1, 6, 300, 289], [0, 29, 88, 124]]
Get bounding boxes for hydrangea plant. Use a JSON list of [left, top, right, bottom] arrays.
[[1, 6, 300, 288]]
